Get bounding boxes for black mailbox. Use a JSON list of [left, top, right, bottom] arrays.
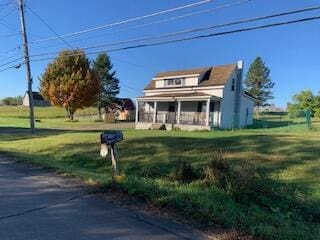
[[100, 130, 123, 145]]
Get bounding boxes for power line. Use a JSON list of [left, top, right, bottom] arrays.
[[28, 5, 320, 58], [25, 4, 73, 49], [0, 64, 19, 73], [27, 0, 251, 52], [0, 56, 23, 68], [26, 15, 320, 63], [29, 0, 214, 43], [0, 6, 15, 21], [2, 9, 320, 71]]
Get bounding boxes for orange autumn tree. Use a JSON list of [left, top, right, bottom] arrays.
[[40, 50, 99, 120]]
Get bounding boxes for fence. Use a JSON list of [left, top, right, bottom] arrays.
[[251, 111, 315, 129]]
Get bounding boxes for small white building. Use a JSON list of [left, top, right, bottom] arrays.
[[135, 61, 256, 130], [22, 91, 51, 107]]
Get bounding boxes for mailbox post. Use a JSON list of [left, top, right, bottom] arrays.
[[100, 131, 123, 177]]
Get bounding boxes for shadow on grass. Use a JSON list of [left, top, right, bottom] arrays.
[[0, 126, 105, 142], [1, 131, 320, 239]]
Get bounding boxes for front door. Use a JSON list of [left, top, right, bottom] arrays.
[[167, 102, 176, 124]]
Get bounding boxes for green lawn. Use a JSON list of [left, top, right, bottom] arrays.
[[0, 107, 319, 239]]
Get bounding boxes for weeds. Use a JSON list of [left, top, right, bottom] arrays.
[[173, 160, 199, 183]]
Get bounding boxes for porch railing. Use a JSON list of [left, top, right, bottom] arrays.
[[139, 112, 207, 125], [139, 112, 153, 122], [180, 112, 206, 125]]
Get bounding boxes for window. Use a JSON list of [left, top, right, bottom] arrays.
[[231, 79, 235, 91], [167, 79, 174, 86], [165, 78, 184, 87], [174, 78, 182, 85]]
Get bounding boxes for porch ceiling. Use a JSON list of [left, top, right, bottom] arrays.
[[136, 92, 221, 101]]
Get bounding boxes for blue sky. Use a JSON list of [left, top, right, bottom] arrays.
[[0, 0, 319, 108]]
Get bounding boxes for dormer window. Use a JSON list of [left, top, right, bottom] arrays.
[[165, 78, 184, 87]]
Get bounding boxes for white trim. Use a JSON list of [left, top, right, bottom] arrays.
[[143, 85, 224, 94], [136, 95, 220, 102], [177, 101, 181, 125], [206, 99, 210, 127], [153, 101, 157, 123]]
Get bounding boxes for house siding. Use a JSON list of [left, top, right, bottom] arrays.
[[239, 95, 254, 127], [220, 70, 237, 129]]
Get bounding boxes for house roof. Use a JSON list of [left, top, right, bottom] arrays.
[[25, 91, 46, 101], [154, 67, 211, 78], [144, 64, 237, 90], [105, 98, 135, 110], [118, 98, 135, 110]]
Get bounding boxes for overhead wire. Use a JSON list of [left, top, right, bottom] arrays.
[[1, 5, 320, 67], [29, 0, 214, 43], [28, 5, 320, 59], [27, 0, 251, 52], [24, 3, 73, 49], [25, 15, 320, 63]]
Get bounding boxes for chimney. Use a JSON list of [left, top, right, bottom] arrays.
[[237, 60, 244, 70]]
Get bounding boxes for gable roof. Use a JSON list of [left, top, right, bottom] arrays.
[[25, 91, 46, 101], [154, 67, 211, 78], [144, 63, 237, 90]]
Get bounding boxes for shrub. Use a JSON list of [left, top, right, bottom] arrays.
[[174, 160, 198, 183], [203, 149, 230, 188], [159, 124, 166, 130]]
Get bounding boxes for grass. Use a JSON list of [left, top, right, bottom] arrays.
[[0, 107, 319, 239], [0, 106, 99, 119]]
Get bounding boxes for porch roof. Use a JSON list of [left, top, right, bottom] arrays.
[[136, 92, 221, 101]]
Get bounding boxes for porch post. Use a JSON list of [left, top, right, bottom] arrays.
[[135, 100, 139, 123], [177, 101, 181, 125], [206, 98, 210, 127], [153, 101, 157, 123]]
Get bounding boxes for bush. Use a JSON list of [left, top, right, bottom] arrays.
[[174, 160, 198, 183], [203, 149, 230, 188], [1, 96, 23, 106], [159, 124, 166, 130], [202, 151, 272, 205]]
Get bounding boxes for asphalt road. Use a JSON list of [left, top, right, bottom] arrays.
[[0, 159, 209, 240]]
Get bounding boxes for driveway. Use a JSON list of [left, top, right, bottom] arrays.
[[0, 158, 210, 240]]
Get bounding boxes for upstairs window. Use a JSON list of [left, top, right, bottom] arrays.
[[231, 78, 235, 91], [165, 78, 184, 87]]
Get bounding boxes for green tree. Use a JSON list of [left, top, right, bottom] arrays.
[[92, 53, 120, 118], [292, 90, 315, 110], [245, 57, 275, 106], [287, 90, 319, 118], [1, 96, 22, 106], [39, 50, 100, 120]]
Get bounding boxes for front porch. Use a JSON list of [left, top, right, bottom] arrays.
[[135, 93, 221, 131]]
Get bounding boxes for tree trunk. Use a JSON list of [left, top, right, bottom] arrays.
[[98, 105, 102, 119], [66, 107, 75, 121]]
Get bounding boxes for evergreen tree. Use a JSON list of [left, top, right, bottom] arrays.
[[245, 57, 275, 106], [92, 53, 120, 117]]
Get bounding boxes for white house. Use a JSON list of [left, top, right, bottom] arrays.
[[22, 91, 51, 107], [135, 61, 256, 131]]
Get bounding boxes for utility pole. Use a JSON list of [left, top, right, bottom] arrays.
[[18, 0, 35, 133]]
